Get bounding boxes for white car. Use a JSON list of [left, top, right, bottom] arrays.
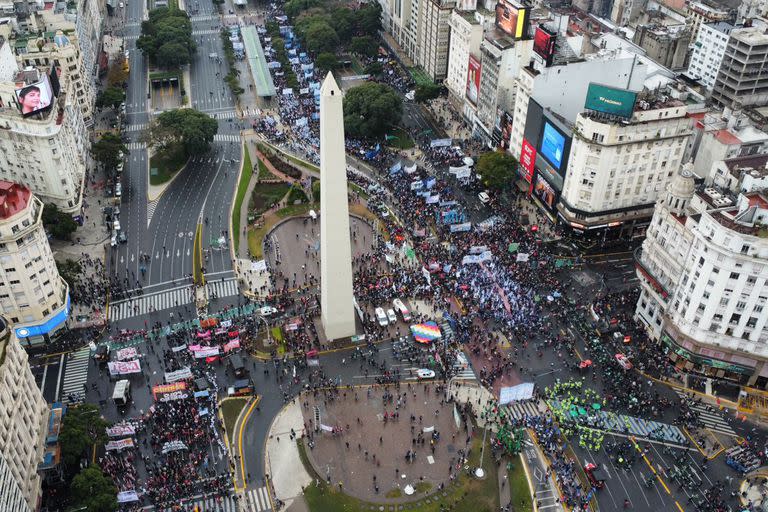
[[386, 309, 397, 324], [375, 307, 388, 327], [115, 182, 122, 197], [113, 219, 121, 231], [478, 191, 490, 204], [259, 306, 278, 316], [110, 235, 117, 247], [416, 369, 435, 380]]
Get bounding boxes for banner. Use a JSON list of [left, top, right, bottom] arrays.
[[117, 491, 139, 503], [516, 253, 530, 262], [106, 424, 136, 437], [421, 267, 432, 286], [450, 222, 472, 233], [403, 163, 417, 174], [462, 251, 492, 265], [193, 347, 220, 359], [424, 177, 436, 189], [171, 344, 187, 353], [499, 383, 535, 405], [466, 55, 480, 105], [409, 180, 423, 191], [152, 382, 187, 401], [221, 319, 233, 328], [161, 440, 188, 454], [105, 438, 135, 451], [116, 347, 138, 361], [389, 162, 402, 174], [251, 260, 267, 272], [164, 367, 193, 383], [108, 360, 141, 376], [469, 245, 489, 254], [430, 138, 452, 148], [425, 195, 440, 204], [224, 339, 241, 352]]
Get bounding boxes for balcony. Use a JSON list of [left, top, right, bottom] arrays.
[[634, 246, 671, 298]]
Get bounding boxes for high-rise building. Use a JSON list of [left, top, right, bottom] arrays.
[[685, 1, 730, 45], [687, 22, 739, 91], [0, 64, 88, 215], [445, 9, 486, 111], [0, 315, 49, 509], [0, 182, 70, 344], [417, 0, 456, 81], [632, 23, 690, 70], [635, 167, 768, 387], [711, 26, 768, 109]]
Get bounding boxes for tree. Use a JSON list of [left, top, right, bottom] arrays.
[[415, 83, 441, 103], [42, 204, 78, 240], [315, 52, 339, 74], [149, 108, 218, 156], [476, 151, 518, 191], [356, 3, 382, 34], [284, 0, 321, 19], [303, 20, 338, 54], [137, 7, 195, 68], [96, 86, 125, 110], [56, 259, 82, 288], [106, 58, 129, 87], [329, 7, 356, 43], [364, 61, 384, 76], [92, 133, 127, 174], [70, 465, 118, 512], [349, 36, 378, 58], [343, 82, 402, 139], [59, 404, 109, 476]]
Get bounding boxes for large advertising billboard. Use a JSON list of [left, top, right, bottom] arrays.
[[584, 83, 637, 119], [466, 55, 481, 106], [519, 138, 536, 183], [15, 74, 54, 117], [495, 0, 529, 39], [533, 26, 557, 66], [533, 174, 557, 211], [499, 111, 513, 150], [539, 121, 566, 170]]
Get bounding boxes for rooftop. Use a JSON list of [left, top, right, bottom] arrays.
[[723, 154, 768, 178], [714, 124, 768, 145], [0, 181, 30, 219], [732, 26, 768, 46]]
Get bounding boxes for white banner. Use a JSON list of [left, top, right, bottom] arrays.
[[106, 424, 136, 437], [193, 347, 220, 359], [403, 163, 417, 174], [164, 367, 193, 383], [105, 438, 135, 451], [108, 360, 141, 376], [116, 347, 138, 361], [469, 246, 489, 254], [425, 195, 440, 204], [251, 260, 267, 272], [516, 253, 530, 262], [461, 251, 492, 265], [171, 344, 187, 353], [421, 266, 431, 286], [340, 74, 370, 81], [430, 138, 452, 148], [221, 319, 233, 328], [499, 383, 535, 405], [450, 222, 472, 233], [117, 491, 139, 503], [161, 440, 188, 454], [320, 424, 334, 432]]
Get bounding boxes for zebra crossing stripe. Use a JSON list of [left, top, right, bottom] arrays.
[[60, 348, 91, 402], [109, 287, 194, 322], [213, 134, 240, 142], [207, 279, 239, 298], [147, 200, 158, 226], [126, 142, 147, 150], [247, 487, 271, 511]]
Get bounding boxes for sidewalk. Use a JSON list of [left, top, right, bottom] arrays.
[[264, 401, 313, 510]]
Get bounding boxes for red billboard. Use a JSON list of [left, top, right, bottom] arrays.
[[465, 55, 481, 106], [533, 26, 557, 66], [520, 138, 536, 183]]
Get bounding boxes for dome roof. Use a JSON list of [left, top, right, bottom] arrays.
[[667, 161, 695, 200]]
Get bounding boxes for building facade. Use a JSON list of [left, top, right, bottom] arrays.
[[0, 314, 49, 509], [416, 0, 455, 81], [445, 10, 484, 108], [0, 64, 87, 215], [0, 182, 69, 343], [685, 1, 730, 45], [636, 171, 768, 387], [0, 451, 31, 512], [632, 23, 690, 70], [687, 22, 737, 92], [711, 26, 768, 109]]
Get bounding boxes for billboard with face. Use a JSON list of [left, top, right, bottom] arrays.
[[533, 174, 557, 210], [15, 74, 54, 117], [466, 55, 481, 106]]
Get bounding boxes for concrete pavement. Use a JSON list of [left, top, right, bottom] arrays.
[[264, 400, 312, 510]]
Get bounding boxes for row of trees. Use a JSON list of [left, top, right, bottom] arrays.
[[287, 1, 381, 57], [137, 7, 196, 68]]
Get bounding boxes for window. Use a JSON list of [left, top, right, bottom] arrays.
[[5, 267, 15, 272], [730, 272, 740, 279], [730, 313, 741, 324], [747, 317, 758, 328], [741, 244, 750, 254], [737, 301, 747, 310], [748, 276, 757, 285], [712, 267, 719, 273]]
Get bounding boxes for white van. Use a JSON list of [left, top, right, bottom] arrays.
[[112, 380, 131, 407], [392, 298, 411, 321], [375, 307, 388, 326]]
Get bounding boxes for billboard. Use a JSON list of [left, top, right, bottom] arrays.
[[495, 0, 529, 39], [533, 174, 557, 210], [499, 112, 514, 150], [533, 26, 557, 66], [584, 83, 637, 119], [539, 121, 566, 170], [519, 138, 536, 183], [466, 55, 481, 106], [15, 74, 54, 117]]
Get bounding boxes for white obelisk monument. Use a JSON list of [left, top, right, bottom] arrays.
[[319, 73, 356, 340]]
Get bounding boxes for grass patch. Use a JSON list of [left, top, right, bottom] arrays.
[[260, 141, 320, 174], [149, 143, 188, 185], [270, 326, 283, 342], [349, 183, 370, 200], [508, 455, 533, 512], [232, 147, 253, 254], [247, 220, 270, 259], [386, 127, 415, 150], [385, 488, 402, 498], [276, 203, 314, 218], [249, 182, 291, 218], [220, 397, 247, 447], [257, 158, 279, 181], [415, 481, 432, 493], [296, 432, 499, 512], [409, 66, 433, 87]]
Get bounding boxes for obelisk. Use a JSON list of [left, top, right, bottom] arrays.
[[319, 72, 356, 340]]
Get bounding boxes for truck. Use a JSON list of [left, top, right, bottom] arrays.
[[112, 380, 131, 409], [227, 379, 254, 397]]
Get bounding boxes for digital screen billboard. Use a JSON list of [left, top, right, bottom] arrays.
[[15, 74, 54, 117], [519, 138, 536, 183], [533, 174, 557, 210], [495, 0, 529, 39], [465, 55, 481, 106], [539, 122, 566, 170], [499, 112, 513, 150], [584, 83, 637, 119], [533, 26, 556, 66]]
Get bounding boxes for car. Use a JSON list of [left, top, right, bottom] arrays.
[[115, 182, 122, 197], [478, 191, 490, 204], [375, 307, 388, 327], [386, 309, 397, 324], [615, 353, 633, 370], [392, 298, 411, 321], [113, 220, 121, 231], [259, 306, 278, 316], [584, 463, 606, 489], [416, 369, 435, 380], [117, 231, 127, 244], [113, 206, 121, 216], [110, 235, 117, 247]]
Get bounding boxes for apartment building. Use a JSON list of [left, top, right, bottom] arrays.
[[711, 26, 768, 109]]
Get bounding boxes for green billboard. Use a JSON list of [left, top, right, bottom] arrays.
[[584, 83, 637, 119]]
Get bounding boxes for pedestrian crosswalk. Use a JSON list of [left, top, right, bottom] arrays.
[[60, 348, 91, 404], [504, 400, 545, 421], [126, 142, 147, 151], [244, 487, 272, 512], [209, 110, 238, 120], [213, 133, 240, 142], [147, 199, 158, 226], [452, 351, 475, 380], [192, 28, 220, 36], [190, 14, 218, 22], [206, 278, 239, 299], [109, 286, 194, 322], [676, 391, 736, 436], [125, 123, 148, 132], [160, 495, 238, 512]]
